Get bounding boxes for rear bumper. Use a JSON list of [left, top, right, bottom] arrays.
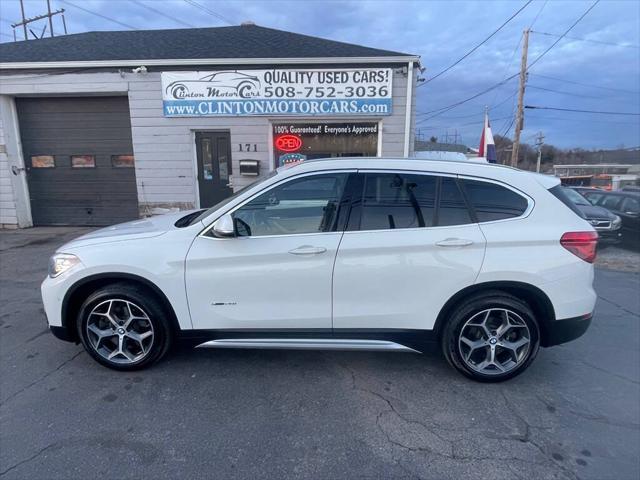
[[542, 313, 592, 347]]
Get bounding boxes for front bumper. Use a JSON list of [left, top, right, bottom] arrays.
[[50, 325, 76, 342], [542, 313, 592, 347]]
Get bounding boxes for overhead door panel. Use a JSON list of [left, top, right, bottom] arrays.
[[17, 96, 139, 226]]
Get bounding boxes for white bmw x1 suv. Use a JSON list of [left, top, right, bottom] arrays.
[[42, 158, 597, 382]]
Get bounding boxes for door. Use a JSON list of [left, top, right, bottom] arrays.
[[332, 172, 486, 331], [196, 131, 232, 207], [17, 97, 138, 226], [185, 171, 352, 330]]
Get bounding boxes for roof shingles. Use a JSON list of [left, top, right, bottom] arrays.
[[0, 24, 413, 63]]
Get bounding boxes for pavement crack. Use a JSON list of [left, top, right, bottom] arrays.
[[0, 350, 83, 406], [597, 294, 640, 318], [500, 391, 580, 480], [577, 359, 640, 385], [0, 442, 60, 477]]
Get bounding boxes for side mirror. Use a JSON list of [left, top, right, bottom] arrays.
[[212, 213, 235, 238]]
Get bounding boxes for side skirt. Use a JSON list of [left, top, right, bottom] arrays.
[[196, 338, 420, 353], [178, 329, 437, 353]]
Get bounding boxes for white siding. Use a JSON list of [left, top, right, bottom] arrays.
[[0, 65, 416, 220]]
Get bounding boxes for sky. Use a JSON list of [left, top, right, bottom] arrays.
[[0, 0, 639, 150]]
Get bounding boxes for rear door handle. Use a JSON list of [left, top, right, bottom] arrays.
[[435, 238, 474, 247], [288, 245, 327, 255]]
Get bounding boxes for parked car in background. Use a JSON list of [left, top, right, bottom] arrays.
[[581, 190, 640, 247], [572, 186, 601, 197], [621, 185, 640, 193], [565, 187, 622, 244], [41, 158, 597, 382]]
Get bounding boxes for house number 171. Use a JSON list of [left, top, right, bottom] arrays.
[[238, 143, 257, 152]]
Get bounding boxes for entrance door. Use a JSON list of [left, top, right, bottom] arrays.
[[196, 131, 232, 207]]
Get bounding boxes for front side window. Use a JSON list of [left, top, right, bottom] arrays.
[[622, 197, 640, 214], [599, 195, 623, 210], [360, 173, 436, 230], [461, 179, 528, 222], [233, 173, 348, 237]]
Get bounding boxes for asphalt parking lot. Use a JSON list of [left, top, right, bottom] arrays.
[[1, 227, 639, 480]]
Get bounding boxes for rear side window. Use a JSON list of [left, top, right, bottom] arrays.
[[360, 173, 436, 230], [461, 179, 528, 222]]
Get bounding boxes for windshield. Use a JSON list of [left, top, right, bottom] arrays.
[[562, 187, 590, 206], [186, 171, 278, 226]]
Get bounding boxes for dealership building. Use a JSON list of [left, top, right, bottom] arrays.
[[0, 24, 419, 228]]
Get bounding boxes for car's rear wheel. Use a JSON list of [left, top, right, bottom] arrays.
[[441, 291, 540, 382], [77, 283, 172, 370]]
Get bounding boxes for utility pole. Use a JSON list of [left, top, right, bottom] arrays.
[[12, 2, 66, 41], [535, 131, 545, 173], [511, 29, 530, 167]]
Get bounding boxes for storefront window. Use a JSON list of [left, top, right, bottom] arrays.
[[273, 122, 378, 168]]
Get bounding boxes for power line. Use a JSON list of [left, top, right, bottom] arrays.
[[58, 0, 138, 30], [416, 89, 516, 118], [417, 0, 599, 124], [531, 30, 639, 49], [527, 84, 600, 99], [182, 0, 234, 25], [526, 113, 640, 126], [489, 1, 546, 107], [416, 74, 519, 124], [131, 0, 196, 28], [419, 0, 532, 87], [525, 105, 640, 115], [491, 0, 547, 135], [528, 73, 640, 95], [527, 0, 600, 70]]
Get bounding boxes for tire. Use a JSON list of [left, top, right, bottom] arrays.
[[441, 290, 540, 382], [76, 282, 172, 371]]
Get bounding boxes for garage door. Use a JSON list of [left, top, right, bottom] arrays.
[[17, 96, 139, 226]]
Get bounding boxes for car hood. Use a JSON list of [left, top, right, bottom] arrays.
[[576, 204, 617, 220], [57, 210, 200, 250]]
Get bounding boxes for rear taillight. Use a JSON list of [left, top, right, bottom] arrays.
[[560, 231, 599, 263]]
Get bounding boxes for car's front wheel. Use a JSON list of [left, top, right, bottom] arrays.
[[77, 283, 172, 370], [442, 291, 540, 382]]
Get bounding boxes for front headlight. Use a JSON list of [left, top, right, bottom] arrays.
[[612, 215, 622, 229], [48, 253, 81, 278]]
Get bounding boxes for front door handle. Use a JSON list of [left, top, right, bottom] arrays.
[[435, 238, 474, 247], [288, 245, 327, 255]]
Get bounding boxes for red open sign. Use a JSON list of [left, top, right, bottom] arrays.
[[275, 134, 302, 152]]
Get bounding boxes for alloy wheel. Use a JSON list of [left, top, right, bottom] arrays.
[[86, 299, 155, 364], [458, 308, 531, 375]]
